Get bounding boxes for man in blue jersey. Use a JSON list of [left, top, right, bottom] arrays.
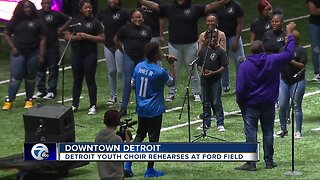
[[124, 42, 175, 178]]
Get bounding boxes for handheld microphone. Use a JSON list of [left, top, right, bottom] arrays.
[[189, 57, 199, 66], [293, 68, 306, 78], [69, 23, 81, 28]]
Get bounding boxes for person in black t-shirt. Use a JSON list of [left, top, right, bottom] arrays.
[[136, 0, 227, 102], [250, 0, 272, 44], [212, 0, 245, 93], [64, 0, 104, 115], [197, 30, 228, 132], [262, 10, 286, 54], [97, 0, 129, 105], [137, 0, 165, 45], [276, 30, 307, 139], [114, 9, 152, 117], [2, 0, 46, 111], [33, 0, 71, 100], [306, 0, 320, 81]]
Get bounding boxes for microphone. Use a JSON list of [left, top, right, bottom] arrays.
[[163, 53, 177, 63], [69, 23, 81, 28], [293, 68, 306, 78], [189, 57, 199, 66]]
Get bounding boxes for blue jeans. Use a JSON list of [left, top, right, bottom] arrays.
[[278, 79, 306, 132], [168, 42, 200, 95], [241, 106, 275, 164], [308, 23, 320, 74], [104, 46, 123, 98], [121, 54, 139, 109], [71, 52, 97, 107], [36, 46, 60, 94], [221, 36, 245, 88], [8, 52, 39, 101], [202, 80, 224, 127]]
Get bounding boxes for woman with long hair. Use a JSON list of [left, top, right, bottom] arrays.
[[2, 0, 45, 110]]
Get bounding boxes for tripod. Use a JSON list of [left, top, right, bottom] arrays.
[[58, 31, 75, 106], [283, 80, 303, 176]]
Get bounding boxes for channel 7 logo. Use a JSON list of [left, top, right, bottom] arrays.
[[31, 143, 49, 160], [24, 143, 57, 161]]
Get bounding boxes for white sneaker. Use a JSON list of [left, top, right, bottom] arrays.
[[194, 94, 201, 102], [32, 91, 45, 99], [217, 125, 225, 132], [72, 106, 78, 112], [165, 94, 175, 102], [106, 96, 117, 105], [88, 105, 97, 115], [294, 131, 302, 139], [312, 74, 320, 81], [43, 92, 55, 100], [196, 124, 210, 130]]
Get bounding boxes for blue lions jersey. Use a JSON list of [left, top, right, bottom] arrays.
[[131, 60, 173, 117]]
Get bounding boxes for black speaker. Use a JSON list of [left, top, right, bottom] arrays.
[[23, 105, 75, 143]]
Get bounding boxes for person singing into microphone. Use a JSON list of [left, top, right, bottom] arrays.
[[276, 30, 307, 139], [196, 30, 228, 131], [64, 0, 104, 115]]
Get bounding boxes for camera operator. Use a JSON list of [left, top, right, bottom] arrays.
[[197, 30, 228, 132], [95, 110, 130, 180], [123, 42, 175, 178]]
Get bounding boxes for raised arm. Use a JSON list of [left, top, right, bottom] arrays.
[[137, 0, 160, 12], [204, 0, 227, 14]]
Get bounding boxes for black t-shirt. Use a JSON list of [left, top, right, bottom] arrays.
[[262, 30, 286, 54], [159, 3, 205, 44], [212, 0, 244, 37], [5, 18, 45, 56], [96, 7, 129, 47], [250, 17, 272, 41], [197, 46, 228, 84], [307, 0, 320, 25], [138, 0, 164, 37], [117, 23, 152, 61], [38, 10, 70, 48], [280, 45, 307, 84], [69, 17, 104, 54]]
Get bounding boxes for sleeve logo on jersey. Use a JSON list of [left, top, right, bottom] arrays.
[[184, 9, 191, 15], [45, 14, 53, 22], [113, 13, 120, 20], [142, 5, 152, 13]]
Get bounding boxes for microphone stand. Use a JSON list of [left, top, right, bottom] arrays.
[[178, 60, 195, 142], [283, 80, 303, 176], [58, 31, 75, 106], [192, 35, 225, 142]]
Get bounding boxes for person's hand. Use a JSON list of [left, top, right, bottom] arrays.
[[166, 54, 177, 64], [231, 40, 239, 52], [11, 47, 19, 56], [39, 56, 45, 64], [204, 69, 215, 78], [77, 32, 90, 40], [286, 22, 296, 35]]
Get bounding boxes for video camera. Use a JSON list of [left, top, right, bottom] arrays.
[[116, 118, 137, 141]]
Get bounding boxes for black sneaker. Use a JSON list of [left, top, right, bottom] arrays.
[[235, 163, 257, 171], [275, 130, 288, 138], [265, 162, 277, 169]]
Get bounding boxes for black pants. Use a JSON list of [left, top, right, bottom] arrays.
[[71, 52, 97, 107], [134, 114, 162, 168]]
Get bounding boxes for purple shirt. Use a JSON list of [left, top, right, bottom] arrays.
[[236, 35, 295, 108]]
